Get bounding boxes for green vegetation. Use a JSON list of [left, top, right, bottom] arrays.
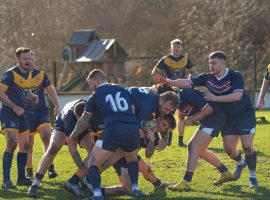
[[0, 111, 269, 199]]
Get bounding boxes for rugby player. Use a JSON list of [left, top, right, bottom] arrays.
[[0, 47, 38, 188], [25, 51, 60, 179], [151, 38, 195, 147], [154, 51, 258, 188]]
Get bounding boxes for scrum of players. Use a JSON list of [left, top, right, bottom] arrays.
[[0, 41, 263, 199]]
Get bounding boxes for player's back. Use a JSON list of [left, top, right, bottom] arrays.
[[128, 87, 159, 124], [91, 83, 138, 133]]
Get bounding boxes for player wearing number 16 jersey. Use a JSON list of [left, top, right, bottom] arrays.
[[69, 69, 142, 200]]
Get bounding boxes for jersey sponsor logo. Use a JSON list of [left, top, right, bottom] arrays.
[[10, 121, 16, 127]]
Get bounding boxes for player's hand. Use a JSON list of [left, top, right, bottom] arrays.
[[184, 117, 194, 126], [12, 105, 24, 116], [203, 92, 218, 101], [27, 90, 39, 104], [54, 106, 61, 116], [152, 74, 168, 84], [145, 128, 155, 143], [156, 138, 167, 152], [256, 99, 264, 110]]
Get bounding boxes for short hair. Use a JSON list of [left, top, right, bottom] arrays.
[[208, 51, 226, 60], [160, 91, 180, 109], [87, 69, 107, 81], [163, 113, 176, 130], [170, 38, 182, 46], [16, 47, 30, 57], [156, 84, 174, 94], [74, 102, 85, 117]]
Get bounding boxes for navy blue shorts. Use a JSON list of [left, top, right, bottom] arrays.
[[1, 106, 29, 134], [221, 108, 256, 136], [26, 107, 51, 135], [97, 130, 140, 152]]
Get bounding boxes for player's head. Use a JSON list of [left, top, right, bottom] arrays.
[[156, 84, 174, 94], [170, 38, 183, 56], [156, 113, 176, 132], [86, 69, 107, 91], [74, 102, 86, 119], [159, 91, 180, 115], [208, 51, 227, 75], [15, 47, 32, 71]]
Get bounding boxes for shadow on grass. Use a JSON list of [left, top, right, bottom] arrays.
[[208, 147, 267, 156], [0, 182, 74, 199]]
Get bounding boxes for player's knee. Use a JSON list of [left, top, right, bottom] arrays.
[[243, 145, 253, 155], [42, 133, 51, 145], [23, 142, 30, 152], [7, 142, 17, 153], [187, 141, 196, 152], [224, 147, 236, 157], [47, 143, 60, 156]]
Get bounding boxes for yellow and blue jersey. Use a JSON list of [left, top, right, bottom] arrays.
[[26, 68, 51, 111], [156, 54, 193, 79], [0, 66, 32, 109], [265, 64, 270, 80], [190, 69, 254, 117]]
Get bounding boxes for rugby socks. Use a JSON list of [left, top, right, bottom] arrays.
[[68, 174, 81, 185], [17, 152, 27, 180], [152, 178, 162, 187], [245, 151, 257, 177], [232, 152, 245, 165], [217, 164, 228, 174], [183, 171, 193, 182], [127, 161, 139, 191], [3, 151, 13, 182], [48, 164, 55, 172], [32, 173, 44, 186], [88, 165, 102, 196]]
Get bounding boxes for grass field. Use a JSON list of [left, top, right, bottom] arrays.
[[0, 111, 270, 200]]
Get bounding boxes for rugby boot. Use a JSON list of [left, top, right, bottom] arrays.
[[155, 181, 175, 189], [2, 180, 16, 189], [63, 181, 81, 196], [17, 177, 32, 186], [168, 180, 191, 192], [232, 160, 247, 181], [249, 177, 259, 189], [213, 170, 233, 186], [131, 189, 144, 197], [27, 184, 39, 198]]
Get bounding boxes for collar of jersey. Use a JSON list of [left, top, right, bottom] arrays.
[[215, 68, 229, 80]]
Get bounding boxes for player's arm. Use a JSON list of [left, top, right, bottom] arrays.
[[257, 79, 270, 110], [66, 137, 87, 170], [45, 85, 61, 115], [152, 74, 192, 88], [151, 66, 162, 77], [0, 85, 24, 116], [70, 112, 92, 141], [203, 91, 243, 103], [144, 128, 156, 158], [184, 104, 213, 126]]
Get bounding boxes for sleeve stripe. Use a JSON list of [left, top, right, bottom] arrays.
[[201, 103, 209, 111], [188, 78, 193, 84], [233, 89, 244, 93], [0, 82, 8, 89]]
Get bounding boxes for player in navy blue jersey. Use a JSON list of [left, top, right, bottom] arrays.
[[27, 100, 95, 198], [168, 88, 233, 192], [69, 69, 143, 200], [152, 39, 195, 147], [257, 63, 270, 110], [154, 51, 258, 188], [25, 51, 60, 179], [0, 47, 38, 189]]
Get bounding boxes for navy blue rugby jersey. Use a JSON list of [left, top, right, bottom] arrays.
[[178, 88, 224, 125], [85, 83, 138, 130], [189, 69, 254, 117], [128, 87, 159, 127]]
